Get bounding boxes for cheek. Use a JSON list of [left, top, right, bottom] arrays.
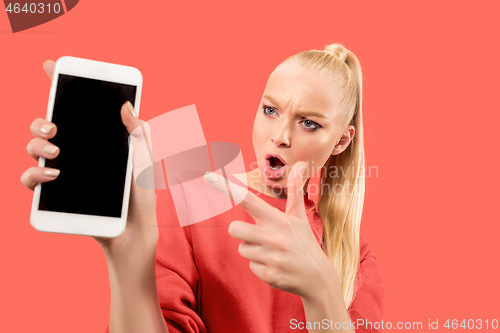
[[294, 135, 335, 174]]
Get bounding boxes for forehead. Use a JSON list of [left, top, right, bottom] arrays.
[[264, 62, 338, 118]]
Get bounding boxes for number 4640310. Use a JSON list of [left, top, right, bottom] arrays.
[[5, 2, 62, 14], [443, 319, 498, 330]]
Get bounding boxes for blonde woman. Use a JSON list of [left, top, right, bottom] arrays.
[[22, 43, 385, 333]]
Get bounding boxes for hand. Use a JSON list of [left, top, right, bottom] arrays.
[[204, 162, 335, 301], [21, 60, 158, 252]]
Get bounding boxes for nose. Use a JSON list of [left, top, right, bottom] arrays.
[[271, 121, 290, 148]]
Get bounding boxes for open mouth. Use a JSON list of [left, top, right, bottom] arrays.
[[264, 153, 287, 180], [269, 156, 285, 169]]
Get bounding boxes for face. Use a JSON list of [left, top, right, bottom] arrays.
[[251, 61, 355, 198]]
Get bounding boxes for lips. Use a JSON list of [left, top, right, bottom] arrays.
[[264, 152, 287, 180]]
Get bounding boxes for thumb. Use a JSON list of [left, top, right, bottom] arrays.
[[120, 101, 144, 134], [120, 102, 154, 189]]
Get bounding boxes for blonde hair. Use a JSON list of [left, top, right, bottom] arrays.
[[282, 43, 364, 309]]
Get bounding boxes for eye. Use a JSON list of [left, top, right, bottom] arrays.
[[263, 105, 321, 132], [263, 105, 277, 116], [301, 119, 321, 132]]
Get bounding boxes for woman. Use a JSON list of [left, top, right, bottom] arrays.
[[22, 43, 385, 333]]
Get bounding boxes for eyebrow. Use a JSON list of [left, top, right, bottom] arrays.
[[263, 95, 329, 120]]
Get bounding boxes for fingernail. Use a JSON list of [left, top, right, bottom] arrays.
[[43, 144, 59, 155], [126, 101, 137, 118], [43, 168, 60, 177], [41, 124, 54, 134], [204, 171, 218, 184]]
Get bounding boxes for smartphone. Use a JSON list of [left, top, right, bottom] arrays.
[[30, 56, 143, 237]]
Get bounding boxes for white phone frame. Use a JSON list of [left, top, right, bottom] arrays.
[[30, 56, 142, 238]]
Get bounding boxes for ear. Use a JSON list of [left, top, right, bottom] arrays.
[[331, 125, 355, 156]]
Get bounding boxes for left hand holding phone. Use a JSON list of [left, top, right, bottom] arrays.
[[21, 60, 159, 253], [22, 60, 170, 333]]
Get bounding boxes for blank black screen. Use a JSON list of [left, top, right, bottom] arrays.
[[39, 74, 137, 218]]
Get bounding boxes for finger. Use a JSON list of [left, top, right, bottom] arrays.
[[238, 243, 266, 264], [228, 220, 265, 245], [123, 101, 159, 190], [248, 260, 272, 285], [30, 118, 58, 139], [239, 243, 288, 268], [120, 101, 144, 135], [43, 60, 55, 80], [285, 161, 308, 217], [21, 167, 60, 191], [204, 171, 281, 222], [26, 137, 60, 161]]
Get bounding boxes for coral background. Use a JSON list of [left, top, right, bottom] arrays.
[[1, 1, 499, 332]]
